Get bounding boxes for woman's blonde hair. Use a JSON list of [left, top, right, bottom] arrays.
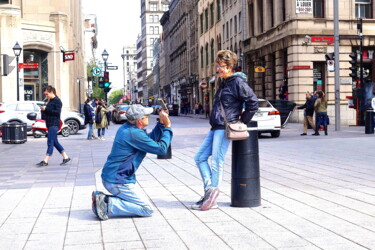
[[215, 50, 238, 67]]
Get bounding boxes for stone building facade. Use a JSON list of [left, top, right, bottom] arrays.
[[0, 0, 85, 111]]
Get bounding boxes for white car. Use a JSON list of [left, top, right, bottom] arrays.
[[251, 99, 281, 138], [0, 101, 86, 135]]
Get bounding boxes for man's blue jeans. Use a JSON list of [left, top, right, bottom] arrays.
[[102, 180, 154, 217], [194, 129, 230, 191], [46, 126, 64, 156]]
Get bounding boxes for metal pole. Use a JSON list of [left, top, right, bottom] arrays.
[[16, 56, 19, 101], [334, 0, 340, 131], [78, 79, 81, 113], [359, 18, 364, 125]]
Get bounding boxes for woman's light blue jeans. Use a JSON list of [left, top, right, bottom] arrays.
[[102, 180, 154, 217], [194, 129, 231, 191]]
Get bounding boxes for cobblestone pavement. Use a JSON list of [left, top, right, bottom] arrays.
[[0, 116, 374, 250]]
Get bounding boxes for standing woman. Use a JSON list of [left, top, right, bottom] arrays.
[[36, 85, 71, 167], [313, 90, 328, 136], [95, 101, 109, 140], [84, 98, 95, 140], [192, 50, 259, 211]]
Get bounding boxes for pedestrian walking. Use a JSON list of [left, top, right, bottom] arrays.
[[91, 105, 172, 220], [192, 50, 258, 211], [83, 98, 95, 140], [205, 102, 210, 118], [313, 90, 328, 136], [95, 101, 109, 140], [297, 91, 316, 135], [36, 85, 71, 167]]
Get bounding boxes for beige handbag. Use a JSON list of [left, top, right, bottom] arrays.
[[219, 94, 249, 141]]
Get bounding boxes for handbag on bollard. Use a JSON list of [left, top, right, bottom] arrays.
[[225, 121, 249, 141]]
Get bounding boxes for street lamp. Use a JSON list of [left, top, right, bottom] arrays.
[[13, 42, 22, 101], [102, 49, 109, 71], [121, 52, 126, 96]]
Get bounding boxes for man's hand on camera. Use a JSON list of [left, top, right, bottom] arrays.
[[159, 110, 171, 128]]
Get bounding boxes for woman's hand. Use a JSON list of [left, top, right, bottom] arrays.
[[159, 110, 171, 128]]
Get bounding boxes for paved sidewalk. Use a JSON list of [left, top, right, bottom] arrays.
[[0, 120, 374, 249]]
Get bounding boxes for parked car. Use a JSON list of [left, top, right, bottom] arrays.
[[251, 99, 282, 138], [112, 104, 130, 123], [0, 101, 86, 135], [167, 104, 179, 116]]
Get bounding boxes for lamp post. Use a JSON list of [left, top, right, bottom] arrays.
[[101, 49, 109, 102], [13, 42, 22, 101], [121, 52, 126, 96]]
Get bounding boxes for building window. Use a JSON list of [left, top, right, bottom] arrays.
[[205, 9, 209, 31], [217, 0, 221, 20], [269, 0, 274, 27], [281, 0, 286, 21], [356, 0, 372, 18], [155, 15, 159, 22], [226, 22, 229, 40], [210, 3, 214, 26], [234, 15, 237, 33], [163, 4, 169, 11], [205, 43, 209, 66], [258, 0, 264, 33], [222, 24, 225, 39], [150, 26, 154, 34], [150, 3, 157, 11], [201, 47, 204, 68], [155, 26, 159, 34], [230, 18, 233, 36], [249, 4, 254, 36], [211, 40, 215, 63], [200, 14, 204, 34], [313, 0, 325, 18], [150, 38, 155, 45]]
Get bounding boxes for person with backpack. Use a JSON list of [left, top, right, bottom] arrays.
[[95, 101, 109, 140]]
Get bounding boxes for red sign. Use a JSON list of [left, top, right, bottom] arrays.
[[18, 63, 38, 69], [311, 36, 334, 44], [63, 52, 75, 62], [287, 65, 311, 71]]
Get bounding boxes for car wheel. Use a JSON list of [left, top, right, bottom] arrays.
[[65, 119, 79, 135], [33, 130, 42, 138], [61, 127, 70, 137], [271, 131, 280, 138]]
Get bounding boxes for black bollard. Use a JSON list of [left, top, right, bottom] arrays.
[[365, 110, 374, 134], [157, 145, 172, 159], [231, 121, 261, 207]]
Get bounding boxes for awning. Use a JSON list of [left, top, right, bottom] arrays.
[[209, 76, 215, 84], [199, 82, 208, 89]]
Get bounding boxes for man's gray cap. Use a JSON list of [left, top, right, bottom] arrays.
[[126, 104, 153, 121]]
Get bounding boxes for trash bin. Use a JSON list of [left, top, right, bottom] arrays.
[[365, 110, 374, 134], [231, 121, 261, 207], [1, 122, 27, 144]]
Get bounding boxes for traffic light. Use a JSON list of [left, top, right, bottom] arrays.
[[2, 54, 15, 76], [349, 53, 358, 80]]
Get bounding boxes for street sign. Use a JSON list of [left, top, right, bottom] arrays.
[[254, 66, 266, 73], [92, 67, 102, 76], [63, 52, 75, 62], [106, 65, 118, 70], [19, 63, 38, 69]]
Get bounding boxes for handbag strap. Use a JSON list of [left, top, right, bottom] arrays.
[[218, 88, 228, 124]]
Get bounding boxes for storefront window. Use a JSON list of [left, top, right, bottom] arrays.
[[23, 50, 48, 101]]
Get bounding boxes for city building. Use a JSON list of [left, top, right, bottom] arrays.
[[0, 0, 86, 111], [121, 45, 137, 98], [139, 0, 170, 105], [243, 0, 374, 125]]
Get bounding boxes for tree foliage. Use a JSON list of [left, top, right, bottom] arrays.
[[109, 89, 124, 104], [87, 58, 105, 100]]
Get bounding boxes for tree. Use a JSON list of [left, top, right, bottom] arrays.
[[87, 58, 105, 100], [109, 89, 124, 104]]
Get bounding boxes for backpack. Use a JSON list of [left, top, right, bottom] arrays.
[[95, 111, 102, 124]]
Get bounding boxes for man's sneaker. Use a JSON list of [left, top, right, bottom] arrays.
[[36, 161, 48, 167], [191, 196, 218, 210], [60, 157, 71, 166], [201, 187, 220, 211], [91, 191, 100, 218], [95, 192, 109, 220]]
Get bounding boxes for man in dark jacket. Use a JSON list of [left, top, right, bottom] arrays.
[[297, 91, 316, 135]]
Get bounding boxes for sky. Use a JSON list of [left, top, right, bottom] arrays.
[[82, 0, 141, 91]]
